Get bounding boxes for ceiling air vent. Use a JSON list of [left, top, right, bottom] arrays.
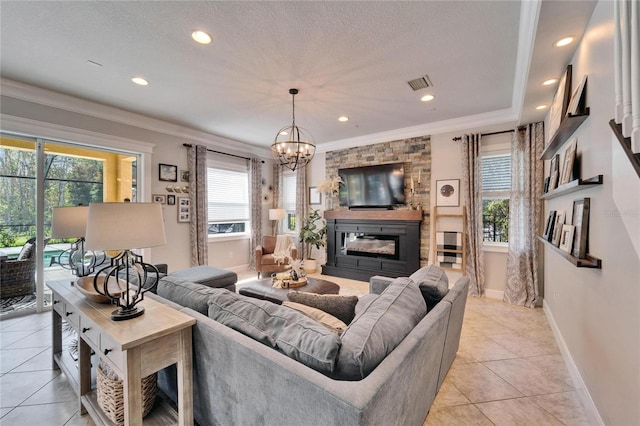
[[407, 74, 433, 91]]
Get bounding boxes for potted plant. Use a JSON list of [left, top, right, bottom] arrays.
[[298, 209, 326, 273]]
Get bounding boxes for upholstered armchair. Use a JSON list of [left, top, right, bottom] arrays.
[[255, 235, 298, 279], [0, 237, 42, 299]]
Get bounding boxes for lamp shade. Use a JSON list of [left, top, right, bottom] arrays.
[[85, 202, 166, 251], [51, 206, 90, 238], [269, 208, 286, 221]]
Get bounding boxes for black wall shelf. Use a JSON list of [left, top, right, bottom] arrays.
[[609, 119, 640, 179], [540, 175, 603, 200], [538, 236, 602, 268], [541, 109, 591, 160]]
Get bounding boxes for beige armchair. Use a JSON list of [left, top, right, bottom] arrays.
[[255, 235, 298, 279]]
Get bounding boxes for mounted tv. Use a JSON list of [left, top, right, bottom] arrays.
[[338, 163, 406, 209]]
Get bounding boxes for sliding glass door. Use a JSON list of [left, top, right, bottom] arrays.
[[0, 133, 139, 317]]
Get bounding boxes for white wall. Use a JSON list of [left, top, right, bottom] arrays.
[[0, 90, 270, 272], [543, 2, 640, 424]]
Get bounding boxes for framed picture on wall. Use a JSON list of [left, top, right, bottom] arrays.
[[309, 187, 321, 205], [571, 198, 590, 258], [159, 163, 178, 182], [152, 194, 166, 204], [551, 210, 566, 247], [547, 64, 572, 143], [559, 224, 575, 253], [436, 179, 460, 207], [542, 210, 556, 241], [559, 138, 577, 186], [178, 197, 190, 222], [167, 194, 176, 205]]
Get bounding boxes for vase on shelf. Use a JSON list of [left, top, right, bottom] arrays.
[[325, 195, 334, 211]]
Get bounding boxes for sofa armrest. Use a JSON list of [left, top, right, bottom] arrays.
[[369, 275, 395, 294], [289, 245, 298, 260]]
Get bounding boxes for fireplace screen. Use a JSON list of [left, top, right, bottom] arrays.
[[341, 233, 399, 260]]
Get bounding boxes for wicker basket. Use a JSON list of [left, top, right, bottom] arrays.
[[97, 360, 157, 424]]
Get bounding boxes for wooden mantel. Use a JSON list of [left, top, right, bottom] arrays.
[[324, 209, 423, 221]]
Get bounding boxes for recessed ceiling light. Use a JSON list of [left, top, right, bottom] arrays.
[[536, 105, 548, 110], [131, 77, 149, 86], [554, 36, 575, 47], [279, 131, 288, 136], [338, 116, 349, 122], [542, 78, 558, 86], [421, 94, 435, 102], [192, 30, 212, 45]]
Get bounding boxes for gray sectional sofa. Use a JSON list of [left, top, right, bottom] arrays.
[[149, 266, 469, 426]]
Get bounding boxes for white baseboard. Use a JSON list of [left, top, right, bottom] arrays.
[[543, 301, 604, 425], [227, 264, 250, 273], [484, 289, 504, 300]]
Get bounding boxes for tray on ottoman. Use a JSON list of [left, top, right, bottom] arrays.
[[239, 277, 340, 304]]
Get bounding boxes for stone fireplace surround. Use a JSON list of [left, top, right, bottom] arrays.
[[322, 210, 422, 282], [324, 135, 431, 267]]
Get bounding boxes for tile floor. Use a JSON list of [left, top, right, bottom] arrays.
[[0, 273, 595, 426]]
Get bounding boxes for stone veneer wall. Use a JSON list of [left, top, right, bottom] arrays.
[[325, 135, 431, 265]]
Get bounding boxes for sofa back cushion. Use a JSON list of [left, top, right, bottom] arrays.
[[156, 276, 222, 315], [208, 290, 341, 374], [409, 265, 449, 311], [336, 277, 427, 380]]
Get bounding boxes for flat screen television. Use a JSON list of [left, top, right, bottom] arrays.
[[338, 163, 406, 209]]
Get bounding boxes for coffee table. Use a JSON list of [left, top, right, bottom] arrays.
[[238, 277, 340, 304]]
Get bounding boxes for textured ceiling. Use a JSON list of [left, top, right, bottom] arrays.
[[0, 1, 596, 149]]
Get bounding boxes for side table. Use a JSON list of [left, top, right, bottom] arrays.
[[49, 280, 196, 425]]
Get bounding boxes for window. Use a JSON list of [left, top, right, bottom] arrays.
[[482, 153, 510, 243], [207, 158, 249, 236], [282, 172, 297, 233]]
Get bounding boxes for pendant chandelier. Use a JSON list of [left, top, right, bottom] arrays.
[[271, 88, 316, 171]]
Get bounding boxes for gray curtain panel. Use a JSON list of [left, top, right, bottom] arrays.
[[188, 144, 208, 266], [273, 163, 282, 209], [295, 166, 307, 260], [249, 158, 263, 270], [461, 133, 485, 296], [504, 123, 544, 307]]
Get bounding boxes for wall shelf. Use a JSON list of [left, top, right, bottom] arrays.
[[537, 236, 601, 268], [609, 119, 640, 178], [540, 175, 603, 200], [540, 109, 590, 160]]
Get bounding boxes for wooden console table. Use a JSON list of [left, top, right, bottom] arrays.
[[49, 280, 196, 425]]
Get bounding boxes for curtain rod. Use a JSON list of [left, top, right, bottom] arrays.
[[182, 143, 264, 163], [451, 129, 515, 142]]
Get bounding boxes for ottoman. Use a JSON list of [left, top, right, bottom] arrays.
[[169, 265, 238, 292], [239, 277, 340, 304]]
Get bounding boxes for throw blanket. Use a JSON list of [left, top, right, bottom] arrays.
[[272, 235, 292, 264], [436, 231, 463, 270]]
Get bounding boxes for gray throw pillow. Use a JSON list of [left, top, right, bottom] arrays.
[[156, 276, 223, 315], [354, 294, 378, 317], [208, 291, 341, 374], [287, 292, 358, 324], [409, 265, 450, 311], [17, 242, 34, 261], [336, 277, 426, 380]]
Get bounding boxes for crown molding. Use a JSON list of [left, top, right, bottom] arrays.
[[0, 78, 271, 159], [0, 113, 156, 154], [317, 108, 519, 153], [512, 0, 542, 123]]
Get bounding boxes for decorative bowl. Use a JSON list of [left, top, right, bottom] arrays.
[[75, 275, 126, 303]]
